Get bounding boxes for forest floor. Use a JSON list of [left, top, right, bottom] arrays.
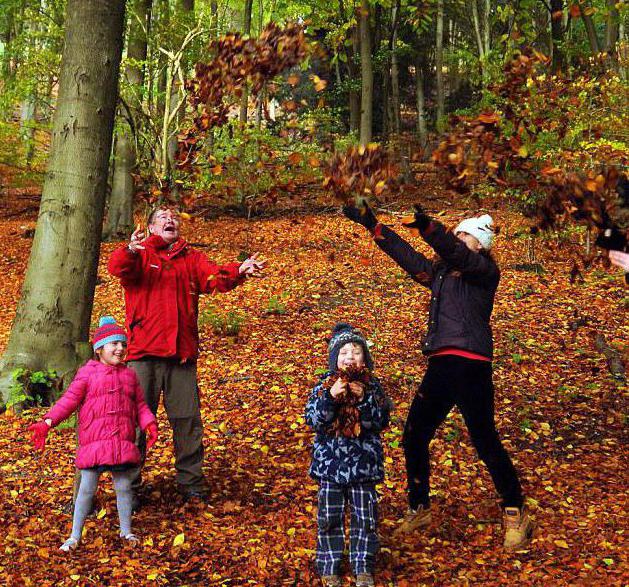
[[0, 166, 627, 586]]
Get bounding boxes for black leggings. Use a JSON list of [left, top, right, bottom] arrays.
[[403, 355, 523, 510]]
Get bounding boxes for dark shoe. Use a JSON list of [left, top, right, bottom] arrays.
[[182, 489, 208, 503]]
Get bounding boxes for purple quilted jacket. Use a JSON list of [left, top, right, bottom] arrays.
[[45, 360, 156, 469]]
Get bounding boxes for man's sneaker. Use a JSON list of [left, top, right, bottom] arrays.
[[321, 576, 341, 587], [394, 504, 432, 535], [59, 537, 79, 552], [503, 506, 534, 550], [356, 573, 375, 587]]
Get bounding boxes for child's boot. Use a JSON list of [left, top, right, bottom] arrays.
[[356, 573, 375, 587], [503, 506, 533, 550], [59, 537, 79, 552], [321, 576, 341, 587], [394, 504, 432, 535]]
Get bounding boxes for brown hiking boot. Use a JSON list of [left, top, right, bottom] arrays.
[[356, 573, 375, 587], [321, 576, 341, 587], [394, 504, 432, 536], [503, 506, 534, 550]]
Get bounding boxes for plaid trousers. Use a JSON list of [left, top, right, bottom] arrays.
[[316, 480, 379, 577]]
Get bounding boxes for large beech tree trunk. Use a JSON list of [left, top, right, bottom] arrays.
[[359, 0, 373, 145], [0, 0, 126, 402]]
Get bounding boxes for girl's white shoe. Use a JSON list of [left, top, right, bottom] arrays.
[[121, 532, 140, 546], [59, 537, 79, 552]]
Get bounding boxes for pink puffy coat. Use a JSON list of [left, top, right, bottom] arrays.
[[45, 360, 156, 469]]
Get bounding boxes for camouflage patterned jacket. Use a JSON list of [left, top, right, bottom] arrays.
[[305, 372, 391, 485]]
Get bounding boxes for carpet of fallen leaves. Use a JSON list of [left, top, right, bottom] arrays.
[[0, 175, 627, 586]]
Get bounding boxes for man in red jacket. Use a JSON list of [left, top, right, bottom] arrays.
[[108, 207, 264, 503]]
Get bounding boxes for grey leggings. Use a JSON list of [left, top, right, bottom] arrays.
[[71, 469, 134, 541]]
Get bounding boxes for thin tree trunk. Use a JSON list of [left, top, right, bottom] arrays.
[[415, 51, 428, 149], [483, 0, 490, 57], [550, 0, 565, 72], [0, 0, 125, 403], [107, 0, 152, 240], [435, 0, 445, 122], [104, 129, 135, 240], [359, 0, 373, 145], [390, 0, 401, 135], [604, 0, 619, 52], [20, 95, 36, 167], [348, 25, 360, 133], [126, 0, 152, 88], [619, 19, 627, 80], [239, 0, 254, 124], [471, 0, 486, 83], [579, 2, 601, 54]]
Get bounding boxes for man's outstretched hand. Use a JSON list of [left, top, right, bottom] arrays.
[[128, 225, 147, 253], [239, 252, 266, 277]]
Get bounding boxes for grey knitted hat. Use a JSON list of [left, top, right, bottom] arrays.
[[328, 323, 373, 372]]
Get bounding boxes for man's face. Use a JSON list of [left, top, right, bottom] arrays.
[[149, 209, 180, 244]]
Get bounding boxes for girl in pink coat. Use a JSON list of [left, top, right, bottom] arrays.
[[28, 317, 158, 552]]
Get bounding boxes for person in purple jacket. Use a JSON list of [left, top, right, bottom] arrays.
[[28, 317, 158, 552], [343, 203, 533, 550]]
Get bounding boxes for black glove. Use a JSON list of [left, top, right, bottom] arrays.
[[342, 201, 378, 232], [403, 204, 431, 231]]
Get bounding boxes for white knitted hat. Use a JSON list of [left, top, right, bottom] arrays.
[[454, 214, 495, 250]]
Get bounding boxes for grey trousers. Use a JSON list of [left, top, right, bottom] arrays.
[[127, 358, 206, 493]]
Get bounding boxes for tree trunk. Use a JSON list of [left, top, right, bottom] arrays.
[[20, 94, 37, 167], [483, 0, 490, 57], [359, 0, 373, 145], [126, 0, 152, 87], [348, 25, 360, 133], [239, 0, 254, 124], [471, 0, 486, 83], [435, 0, 445, 122], [0, 0, 125, 403], [579, 2, 601, 54], [104, 128, 135, 240], [390, 0, 401, 135], [619, 19, 627, 81], [604, 0, 619, 52], [415, 51, 428, 149], [107, 0, 152, 240], [210, 1, 218, 37], [550, 0, 565, 73]]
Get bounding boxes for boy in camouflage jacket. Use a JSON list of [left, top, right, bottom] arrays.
[[305, 324, 391, 587]]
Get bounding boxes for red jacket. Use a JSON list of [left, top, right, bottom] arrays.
[[45, 360, 156, 469], [108, 235, 245, 361]]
